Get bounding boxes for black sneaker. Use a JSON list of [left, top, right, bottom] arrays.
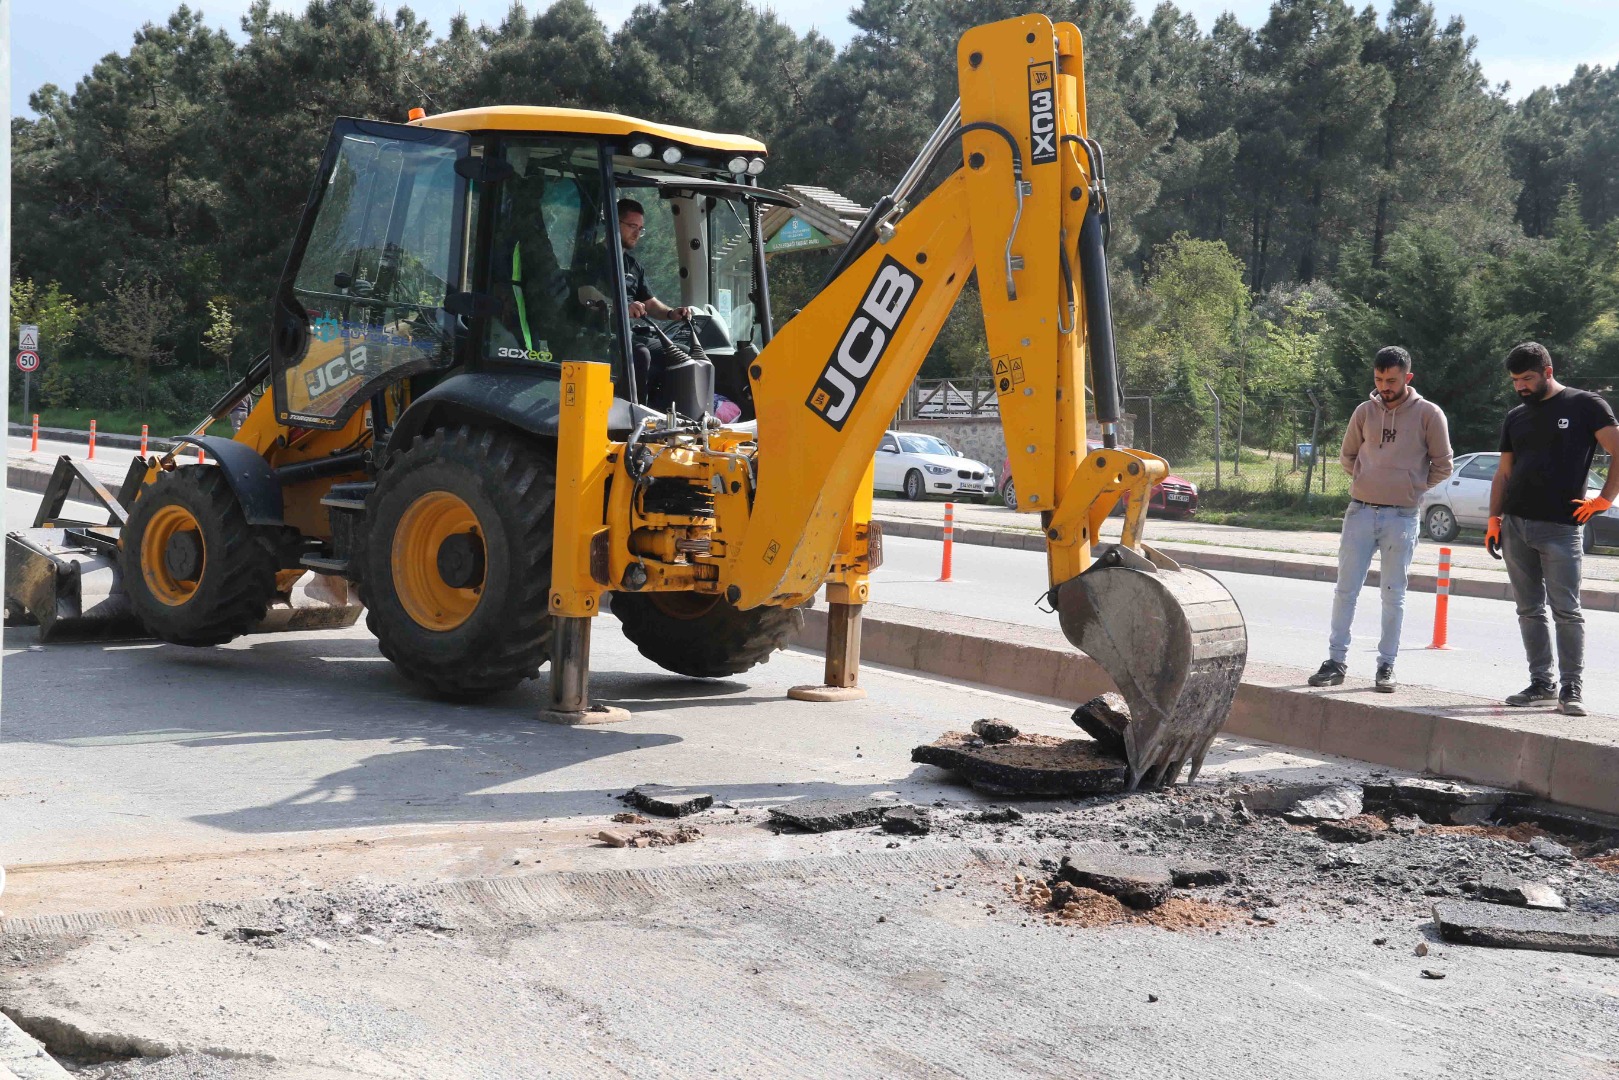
[[1560, 683, 1586, 717], [1308, 660, 1346, 687], [1375, 663, 1396, 693], [1505, 681, 1557, 707]]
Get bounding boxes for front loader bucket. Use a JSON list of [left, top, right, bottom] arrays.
[[1054, 545, 1247, 789], [5, 529, 143, 641]]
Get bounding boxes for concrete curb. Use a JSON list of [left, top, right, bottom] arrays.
[[794, 603, 1619, 816], [0, 1011, 71, 1080], [874, 515, 1619, 613], [7, 422, 177, 454]]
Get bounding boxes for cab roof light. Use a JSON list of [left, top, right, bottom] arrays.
[[727, 155, 749, 175], [407, 107, 426, 122], [661, 145, 684, 165], [746, 157, 766, 176]]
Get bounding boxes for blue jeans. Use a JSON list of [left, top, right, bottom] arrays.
[[1328, 501, 1420, 666], [1501, 514, 1584, 685]]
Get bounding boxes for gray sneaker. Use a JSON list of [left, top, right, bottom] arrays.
[[1375, 663, 1396, 693], [1560, 683, 1586, 717], [1505, 681, 1557, 707]]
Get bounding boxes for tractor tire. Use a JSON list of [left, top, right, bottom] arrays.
[[119, 465, 280, 646], [609, 592, 804, 678], [359, 426, 555, 698]]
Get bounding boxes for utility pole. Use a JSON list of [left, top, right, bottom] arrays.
[[1205, 381, 1222, 491], [1234, 313, 1248, 477]]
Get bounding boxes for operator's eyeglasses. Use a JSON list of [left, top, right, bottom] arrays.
[[620, 221, 647, 236]]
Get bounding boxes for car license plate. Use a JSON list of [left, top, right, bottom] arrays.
[[1168, 493, 1190, 503]]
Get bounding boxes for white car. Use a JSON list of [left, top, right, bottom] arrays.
[[1419, 451, 1616, 552], [875, 430, 997, 501]]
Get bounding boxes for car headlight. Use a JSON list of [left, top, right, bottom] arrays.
[[1186, 481, 1198, 495], [924, 464, 953, 475]]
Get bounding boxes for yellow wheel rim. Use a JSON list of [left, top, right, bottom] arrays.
[[392, 490, 484, 631], [140, 504, 206, 607]]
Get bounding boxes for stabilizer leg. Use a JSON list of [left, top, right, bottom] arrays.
[[539, 614, 631, 725], [789, 600, 867, 702]]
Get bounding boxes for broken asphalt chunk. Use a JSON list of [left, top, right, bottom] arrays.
[[1070, 693, 1130, 757], [1169, 860, 1231, 888], [624, 784, 714, 818], [1433, 901, 1619, 957], [1529, 836, 1575, 863], [911, 731, 1128, 797], [971, 719, 1020, 745], [881, 806, 932, 835], [1057, 847, 1174, 910], [1463, 874, 1568, 911], [1281, 783, 1364, 824], [1362, 777, 1514, 825], [768, 797, 894, 833]]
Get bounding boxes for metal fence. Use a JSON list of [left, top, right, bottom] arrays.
[[896, 377, 999, 420]]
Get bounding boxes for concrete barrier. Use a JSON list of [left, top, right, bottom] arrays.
[[874, 515, 1619, 612], [795, 602, 1619, 816]]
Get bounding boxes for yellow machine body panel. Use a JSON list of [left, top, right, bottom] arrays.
[[416, 106, 766, 156]]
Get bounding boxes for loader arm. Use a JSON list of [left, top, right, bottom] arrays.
[[729, 13, 1247, 787]]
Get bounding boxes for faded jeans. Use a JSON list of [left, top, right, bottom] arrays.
[[1501, 514, 1584, 685], [1328, 501, 1420, 667]]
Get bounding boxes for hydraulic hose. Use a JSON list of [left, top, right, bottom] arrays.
[[1077, 192, 1122, 449]]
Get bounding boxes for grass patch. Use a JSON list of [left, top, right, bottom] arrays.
[[7, 405, 198, 437]]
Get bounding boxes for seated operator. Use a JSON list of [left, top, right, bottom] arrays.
[[616, 199, 691, 395]]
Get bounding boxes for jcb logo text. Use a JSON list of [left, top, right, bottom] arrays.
[[806, 256, 921, 430]]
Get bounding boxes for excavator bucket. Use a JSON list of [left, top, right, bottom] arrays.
[[1053, 544, 1247, 789]]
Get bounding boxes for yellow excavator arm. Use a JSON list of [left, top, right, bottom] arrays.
[[544, 12, 1246, 785]]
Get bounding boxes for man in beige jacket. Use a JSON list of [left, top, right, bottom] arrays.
[[1308, 346, 1453, 692]]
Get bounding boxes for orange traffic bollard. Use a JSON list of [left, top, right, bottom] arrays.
[[1427, 546, 1452, 650], [30, 413, 38, 453], [197, 444, 206, 464], [939, 502, 955, 582], [140, 424, 149, 456], [88, 419, 96, 460]]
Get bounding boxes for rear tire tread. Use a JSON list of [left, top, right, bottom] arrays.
[[610, 593, 804, 678]]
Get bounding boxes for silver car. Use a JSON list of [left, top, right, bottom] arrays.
[[1419, 452, 1616, 552]]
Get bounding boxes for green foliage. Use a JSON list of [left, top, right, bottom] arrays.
[[11, 0, 1619, 456]]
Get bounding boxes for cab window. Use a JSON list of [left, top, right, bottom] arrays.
[[484, 138, 623, 369]]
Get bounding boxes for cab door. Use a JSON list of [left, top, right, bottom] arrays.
[[270, 118, 470, 429]]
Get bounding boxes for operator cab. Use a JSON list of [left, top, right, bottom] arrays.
[[266, 107, 791, 434]]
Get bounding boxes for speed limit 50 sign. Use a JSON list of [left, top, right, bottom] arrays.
[[16, 351, 40, 373]]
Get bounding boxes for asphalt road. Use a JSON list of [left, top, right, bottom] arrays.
[[5, 497, 1617, 1077], [864, 533, 1619, 710]]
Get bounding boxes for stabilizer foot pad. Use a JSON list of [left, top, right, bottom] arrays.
[[787, 685, 867, 702], [538, 705, 633, 726]]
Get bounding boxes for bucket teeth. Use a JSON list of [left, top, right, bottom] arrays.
[[1054, 554, 1247, 789]]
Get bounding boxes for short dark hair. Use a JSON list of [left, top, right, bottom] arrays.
[[1505, 341, 1552, 375], [1374, 346, 1411, 373], [617, 198, 644, 218]]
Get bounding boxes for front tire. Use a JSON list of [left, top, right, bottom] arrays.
[[610, 592, 803, 678], [359, 426, 555, 697], [903, 469, 924, 501], [1425, 504, 1461, 543], [119, 465, 280, 646]]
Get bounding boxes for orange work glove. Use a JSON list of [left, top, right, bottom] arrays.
[[1572, 495, 1613, 524], [1485, 516, 1503, 560]]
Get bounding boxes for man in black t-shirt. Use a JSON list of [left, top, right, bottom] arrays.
[[616, 199, 690, 396], [1488, 341, 1619, 716]]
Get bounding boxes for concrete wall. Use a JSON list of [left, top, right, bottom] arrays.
[[895, 415, 1137, 471]]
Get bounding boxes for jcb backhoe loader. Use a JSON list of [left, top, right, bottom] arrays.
[[5, 13, 1245, 788]]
